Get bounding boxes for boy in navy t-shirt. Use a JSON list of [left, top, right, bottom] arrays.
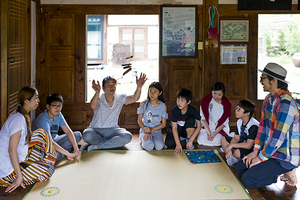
[[165, 88, 201, 154]]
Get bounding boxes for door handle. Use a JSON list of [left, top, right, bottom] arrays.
[[8, 57, 15, 63]]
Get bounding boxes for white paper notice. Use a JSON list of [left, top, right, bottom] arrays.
[[221, 45, 247, 64]]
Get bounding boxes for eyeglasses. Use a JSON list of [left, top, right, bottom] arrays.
[[51, 104, 63, 109], [235, 106, 244, 112], [260, 76, 269, 82]]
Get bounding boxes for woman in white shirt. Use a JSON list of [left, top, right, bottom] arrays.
[[0, 86, 57, 193], [197, 82, 233, 146]]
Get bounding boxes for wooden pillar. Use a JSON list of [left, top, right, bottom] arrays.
[[0, 0, 8, 126], [203, 0, 219, 96]]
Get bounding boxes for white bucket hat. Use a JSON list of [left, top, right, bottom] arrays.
[[258, 62, 289, 83]]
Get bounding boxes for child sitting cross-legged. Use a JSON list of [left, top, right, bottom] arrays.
[[221, 99, 259, 166]]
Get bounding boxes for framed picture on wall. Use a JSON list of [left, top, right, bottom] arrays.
[[219, 18, 250, 43], [160, 5, 198, 58]]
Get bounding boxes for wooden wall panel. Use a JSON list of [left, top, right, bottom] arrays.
[[248, 14, 258, 100], [49, 70, 73, 101], [49, 17, 73, 47], [46, 14, 75, 103], [222, 66, 247, 99], [74, 14, 86, 104], [56, 103, 92, 130], [203, 39, 219, 95], [49, 50, 73, 67], [86, 111, 93, 126], [36, 0, 47, 112], [63, 111, 85, 126], [124, 112, 139, 125], [202, 0, 218, 97], [118, 104, 140, 129], [170, 68, 195, 100]]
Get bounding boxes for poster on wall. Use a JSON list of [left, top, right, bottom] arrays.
[[160, 5, 198, 57], [221, 45, 247, 64]]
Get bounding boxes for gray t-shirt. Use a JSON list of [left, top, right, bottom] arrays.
[[137, 100, 168, 129], [89, 93, 127, 128]]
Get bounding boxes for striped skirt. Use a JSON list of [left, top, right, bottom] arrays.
[[0, 128, 57, 187]]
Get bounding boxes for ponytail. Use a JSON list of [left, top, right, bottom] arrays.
[[17, 86, 37, 144], [16, 105, 31, 144]]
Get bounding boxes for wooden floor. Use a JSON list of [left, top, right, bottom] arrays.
[[1, 132, 300, 200]]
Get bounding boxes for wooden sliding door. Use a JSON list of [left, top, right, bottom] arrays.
[[0, 0, 31, 126]]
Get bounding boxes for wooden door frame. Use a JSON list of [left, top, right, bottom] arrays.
[[0, 0, 9, 126]]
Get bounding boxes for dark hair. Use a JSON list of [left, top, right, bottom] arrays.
[[212, 82, 226, 96], [146, 82, 164, 109], [147, 82, 165, 103], [17, 86, 37, 144], [278, 81, 288, 90], [237, 99, 255, 118], [176, 88, 193, 103], [46, 93, 63, 105], [266, 75, 288, 90]]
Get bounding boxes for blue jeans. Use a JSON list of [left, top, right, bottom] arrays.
[[139, 130, 164, 151], [83, 127, 132, 149], [235, 158, 296, 188], [54, 131, 82, 161]]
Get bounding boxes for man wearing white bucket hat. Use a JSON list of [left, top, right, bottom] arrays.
[[235, 62, 300, 188]]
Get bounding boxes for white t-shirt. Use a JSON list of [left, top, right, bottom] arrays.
[[89, 93, 127, 128], [0, 111, 28, 178]]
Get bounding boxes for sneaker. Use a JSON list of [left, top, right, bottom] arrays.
[[226, 155, 239, 166], [186, 138, 194, 150]]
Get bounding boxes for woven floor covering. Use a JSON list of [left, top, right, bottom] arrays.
[[23, 149, 251, 200]]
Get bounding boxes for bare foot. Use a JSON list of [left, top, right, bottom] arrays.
[[78, 138, 86, 146], [280, 174, 288, 181], [281, 169, 298, 186]]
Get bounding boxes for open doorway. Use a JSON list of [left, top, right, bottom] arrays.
[[86, 15, 159, 102], [257, 14, 300, 100]]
